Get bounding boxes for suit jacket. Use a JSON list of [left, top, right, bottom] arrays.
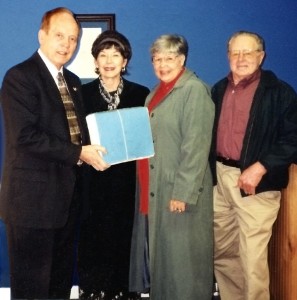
[[0, 52, 89, 229]]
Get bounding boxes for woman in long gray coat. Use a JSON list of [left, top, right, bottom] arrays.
[[129, 34, 215, 300]]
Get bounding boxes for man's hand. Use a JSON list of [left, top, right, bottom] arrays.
[[79, 145, 110, 171], [237, 162, 267, 195]]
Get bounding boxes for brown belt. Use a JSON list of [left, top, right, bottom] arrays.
[[217, 156, 240, 168]]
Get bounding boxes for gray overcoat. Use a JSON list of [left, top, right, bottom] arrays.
[[130, 69, 215, 300]]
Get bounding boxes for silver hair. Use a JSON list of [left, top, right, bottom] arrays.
[[150, 34, 189, 58]]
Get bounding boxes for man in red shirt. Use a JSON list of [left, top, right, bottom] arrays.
[[211, 31, 297, 300]]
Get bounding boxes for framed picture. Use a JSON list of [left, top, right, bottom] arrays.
[[67, 14, 116, 82]]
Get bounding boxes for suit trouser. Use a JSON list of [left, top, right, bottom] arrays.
[[214, 162, 280, 300], [6, 188, 80, 300]]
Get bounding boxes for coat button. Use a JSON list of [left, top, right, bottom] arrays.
[[150, 192, 155, 197], [151, 112, 154, 117], [150, 164, 154, 169]]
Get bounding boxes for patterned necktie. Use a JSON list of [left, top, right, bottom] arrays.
[[57, 72, 81, 145]]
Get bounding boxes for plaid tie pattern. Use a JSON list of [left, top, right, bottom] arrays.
[[57, 72, 81, 145]]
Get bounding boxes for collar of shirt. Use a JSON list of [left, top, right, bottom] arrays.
[[37, 49, 63, 86], [227, 69, 261, 89]]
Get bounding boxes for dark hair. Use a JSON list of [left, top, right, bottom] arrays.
[[91, 30, 132, 63], [40, 7, 80, 33], [227, 30, 265, 51]]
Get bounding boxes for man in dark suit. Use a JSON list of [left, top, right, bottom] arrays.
[[0, 7, 109, 299]]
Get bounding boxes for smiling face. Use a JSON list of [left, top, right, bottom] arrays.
[[38, 12, 80, 70], [95, 45, 127, 81], [152, 51, 185, 83], [228, 34, 265, 83]]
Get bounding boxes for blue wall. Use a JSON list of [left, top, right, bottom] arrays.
[[1, 0, 297, 288], [0, 104, 9, 287], [0, 0, 297, 90]]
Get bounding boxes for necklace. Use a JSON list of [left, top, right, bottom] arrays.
[[98, 74, 124, 110]]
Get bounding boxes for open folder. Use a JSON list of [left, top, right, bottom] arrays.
[[86, 107, 155, 165]]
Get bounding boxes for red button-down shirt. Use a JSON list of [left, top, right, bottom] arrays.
[[217, 70, 261, 160]]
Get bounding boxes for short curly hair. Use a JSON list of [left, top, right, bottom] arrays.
[[150, 34, 188, 59]]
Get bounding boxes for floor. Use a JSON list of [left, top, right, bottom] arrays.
[[0, 287, 150, 300], [0, 287, 222, 299], [0, 286, 87, 299], [0, 288, 10, 300]]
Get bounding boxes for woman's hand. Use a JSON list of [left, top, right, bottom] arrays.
[[169, 199, 186, 213]]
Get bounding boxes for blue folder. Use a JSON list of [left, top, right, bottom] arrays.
[[86, 107, 154, 165]]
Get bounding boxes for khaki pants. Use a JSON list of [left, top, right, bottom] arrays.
[[214, 162, 280, 300]]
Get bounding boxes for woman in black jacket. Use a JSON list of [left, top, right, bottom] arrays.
[[78, 30, 150, 300]]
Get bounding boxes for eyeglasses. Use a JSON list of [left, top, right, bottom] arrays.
[[152, 55, 179, 66], [228, 49, 262, 60]]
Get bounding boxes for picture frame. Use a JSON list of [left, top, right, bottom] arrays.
[[67, 14, 116, 82]]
